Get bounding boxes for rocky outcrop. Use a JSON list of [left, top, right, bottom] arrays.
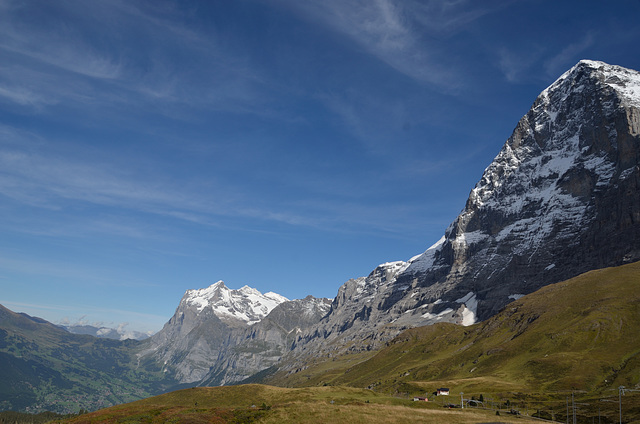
[[199, 296, 331, 386], [136, 283, 330, 385]]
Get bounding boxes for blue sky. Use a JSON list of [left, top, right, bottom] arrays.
[[1, 0, 639, 334]]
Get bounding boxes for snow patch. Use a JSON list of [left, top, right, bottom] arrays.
[[456, 292, 478, 326], [96, 328, 111, 337], [453, 230, 488, 248], [619, 167, 636, 180], [508, 294, 524, 300], [421, 308, 453, 320]]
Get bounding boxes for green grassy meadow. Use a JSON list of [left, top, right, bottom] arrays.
[[54, 385, 544, 424]]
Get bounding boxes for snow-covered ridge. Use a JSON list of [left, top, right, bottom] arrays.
[[405, 236, 445, 274], [184, 281, 289, 325], [301, 296, 332, 316], [343, 260, 409, 303], [546, 60, 640, 108]]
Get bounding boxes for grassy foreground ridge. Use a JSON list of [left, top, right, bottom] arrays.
[[54, 384, 543, 424]]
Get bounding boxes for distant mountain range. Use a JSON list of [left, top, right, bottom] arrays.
[[59, 324, 151, 341], [0, 304, 175, 413], [2, 60, 639, 413], [69, 261, 640, 424]]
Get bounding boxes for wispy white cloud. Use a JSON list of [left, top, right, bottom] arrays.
[[497, 46, 545, 83], [0, 137, 437, 241], [0, 125, 337, 234], [0, 3, 122, 80], [281, 0, 453, 87], [0, 83, 53, 107], [0, 149, 175, 208], [0, 253, 160, 288], [409, 0, 514, 35], [317, 89, 410, 156], [0, 0, 275, 119], [274, 0, 508, 89], [496, 31, 597, 84], [544, 32, 596, 77]]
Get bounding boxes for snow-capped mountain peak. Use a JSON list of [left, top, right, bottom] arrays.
[[545, 60, 640, 108], [183, 281, 289, 325], [405, 59, 640, 273], [289, 60, 640, 359]]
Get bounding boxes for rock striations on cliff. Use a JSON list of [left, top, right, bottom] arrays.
[[287, 60, 640, 362]]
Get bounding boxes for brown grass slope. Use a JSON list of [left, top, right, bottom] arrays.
[[327, 261, 640, 394], [56, 384, 542, 424]]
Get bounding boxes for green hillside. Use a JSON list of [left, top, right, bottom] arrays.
[[331, 261, 640, 392], [54, 384, 542, 424], [0, 305, 176, 413], [261, 262, 640, 422]]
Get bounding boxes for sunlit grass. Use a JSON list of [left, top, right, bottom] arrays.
[[56, 385, 543, 424]]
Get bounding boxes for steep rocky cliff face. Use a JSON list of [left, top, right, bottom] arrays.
[[199, 296, 331, 386], [136, 282, 330, 385], [288, 60, 640, 361]]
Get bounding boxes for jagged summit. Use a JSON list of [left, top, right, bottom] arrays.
[[547, 60, 640, 107], [183, 281, 288, 325]]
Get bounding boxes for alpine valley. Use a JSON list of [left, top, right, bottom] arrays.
[[2, 60, 639, 415]]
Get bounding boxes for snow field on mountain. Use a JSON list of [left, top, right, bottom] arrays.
[[185, 281, 289, 324]]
